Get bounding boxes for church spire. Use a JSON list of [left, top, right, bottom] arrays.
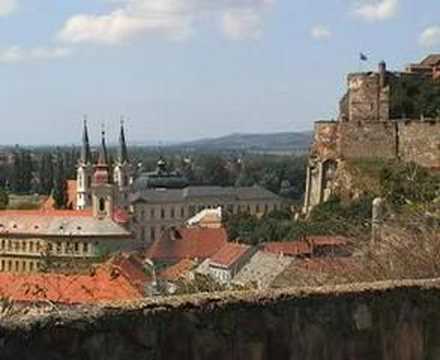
[[97, 126, 108, 166], [80, 115, 92, 164], [118, 116, 129, 163]]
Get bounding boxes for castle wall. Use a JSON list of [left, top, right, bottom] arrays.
[[337, 122, 397, 160], [2, 279, 440, 359], [398, 120, 440, 168]]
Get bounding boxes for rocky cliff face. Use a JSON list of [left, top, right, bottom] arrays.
[[1, 279, 440, 360]]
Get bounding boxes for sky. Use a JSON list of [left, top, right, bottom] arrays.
[[0, 0, 439, 145]]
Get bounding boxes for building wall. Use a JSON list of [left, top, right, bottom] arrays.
[[2, 279, 440, 359], [398, 120, 440, 168], [134, 199, 281, 246], [0, 236, 133, 273]]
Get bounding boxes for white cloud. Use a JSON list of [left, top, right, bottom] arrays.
[[353, 0, 399, 21], [0, 0, 17, 16], [419, 26, 440, 48], [222, 8, 263, 40], [310, 25, 332, 40], [0, 46, 73, 64], [58, 0, 274, 44]]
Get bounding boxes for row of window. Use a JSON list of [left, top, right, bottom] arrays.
[[0, 239, 93, 257], [0, 259, 40, 273], [137, 202, 279, 223]]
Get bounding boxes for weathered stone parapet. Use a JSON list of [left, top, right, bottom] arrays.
[[2, 279, 440, 359]]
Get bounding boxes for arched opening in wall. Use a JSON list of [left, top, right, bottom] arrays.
[[99, 198, 106, 212], [322, 159, 338, 202]]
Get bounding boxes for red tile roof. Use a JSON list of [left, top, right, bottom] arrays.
[[210, 243, 251, 268], [108, 253, 150, 293], [145, 227, 228, 262], [263, 241, 313, 257], [159, 259, 195, 281], [0, 267, 145, 304]]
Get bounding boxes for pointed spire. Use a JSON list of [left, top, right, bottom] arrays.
[[80, 115, 92, 164], [97, 125, 108, 166], [118, 116, 129, 163]]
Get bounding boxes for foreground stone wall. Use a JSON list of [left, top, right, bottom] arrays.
[[1, 279, 440, 360]]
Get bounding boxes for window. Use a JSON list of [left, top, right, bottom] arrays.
[[74, 242, 79, 253], [150, 208, 155, 219], [83, 243, 89, 254], [180, 207, 185, 218], [29, 262, 34, 272], [161, 208, 165, 219], [264, 204, 269, 213], [15, 261, 19, 272], [14, 241, 19, 251], [29, 242, 34, 253], [1, 260, 4, 271], [171, 207, 175, 219], [48, 243, 53, 253], [8, 240, 12, 251], [7, 260, 11, 271], [150, 227, 155, 241], [21, 241, 26, 252], [56, 242, 62, 254], [99, 198, 106, 212], [140, 209, 145, 221], [1, 240, 5, 250]]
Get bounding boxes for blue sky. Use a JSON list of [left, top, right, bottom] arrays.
[[0, 0, 439, 145]]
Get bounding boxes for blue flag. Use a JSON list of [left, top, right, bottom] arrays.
[[360, 53, 368, 61]]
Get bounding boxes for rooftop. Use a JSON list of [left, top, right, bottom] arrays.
[[0, 209, 131, 237], [210, 243, 251, 269], [0, 265, 148, 304], [145, 227, 228, 262], [131, 185, 280, 204]]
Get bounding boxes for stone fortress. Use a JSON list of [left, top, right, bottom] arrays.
[[304, 55, 440, 213]]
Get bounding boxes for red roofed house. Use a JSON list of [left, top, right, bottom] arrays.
[[204, 243, 255, 284], [145, 227, 228, 264]]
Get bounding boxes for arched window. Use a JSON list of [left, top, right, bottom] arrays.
[[99, 198, 106, 212]]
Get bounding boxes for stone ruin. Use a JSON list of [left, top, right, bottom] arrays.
[[303, 55, 440, 213]]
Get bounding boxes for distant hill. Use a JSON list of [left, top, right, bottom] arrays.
[[171, 132, 313, 153]]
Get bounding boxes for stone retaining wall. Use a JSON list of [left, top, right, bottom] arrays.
[[1, 279, 440, 359]]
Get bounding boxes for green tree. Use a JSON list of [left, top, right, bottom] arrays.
[[53, 153, 68, 209], [0, 189, 9, 210]]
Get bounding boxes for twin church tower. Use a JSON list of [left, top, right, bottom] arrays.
[[76, 118, 132, 216]]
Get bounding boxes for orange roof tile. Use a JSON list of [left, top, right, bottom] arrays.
[[159, 259, 195, 281], [108, 254, 150, 292], [145, 227, 228, 262], [0, 268, 145, 304], [263, 241, 313, 257], [210, 243, 251, 268]]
